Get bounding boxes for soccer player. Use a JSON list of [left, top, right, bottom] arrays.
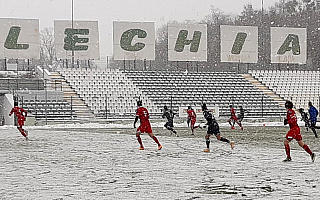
[[237, 106, 246, 123], [134, 100, 162, 150], [308, 101, 319, 138], [187, 106, 200, 135], [298, 108, 311, 131], [228, 105, 243, 130], [162, 105, 177, 135], [283, 101, 315, 162], [201, 103, 234, 152], [9, 102, 28, 140]]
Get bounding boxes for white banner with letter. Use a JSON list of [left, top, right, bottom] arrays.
[[168, 23, 207, 61], [54, 20, 100, 60], [0, 18, 39, 59], [113, 21, 155, 60], [220, 25, 258, 63], [271, 27, 307, 64]]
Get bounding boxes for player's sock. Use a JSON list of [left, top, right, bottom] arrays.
[[152, 136, 160, 146], [24, 130, 28, 136], [137, 135, 144, 149], [285, 144, 291, 159], [20, 130, 27, 138], [239, 123, 243, 129], [311, 128, 318, 138], [220, 137, 230, 143], [303, 144, 312, 155], [206, 138, 210, 149]]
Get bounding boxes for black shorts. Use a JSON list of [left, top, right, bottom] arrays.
[[207, 124, 220, 136], [165, 121, 173, 128], [237, 115, 244, 122]]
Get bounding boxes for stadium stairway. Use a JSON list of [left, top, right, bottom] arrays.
[[242, 74, 286, 108], [49, 72, 95, 119]]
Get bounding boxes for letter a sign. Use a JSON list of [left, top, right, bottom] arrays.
[[271, 27, 306, 64]]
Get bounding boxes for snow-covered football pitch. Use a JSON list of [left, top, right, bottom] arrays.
[[0, 122, 319, 199]]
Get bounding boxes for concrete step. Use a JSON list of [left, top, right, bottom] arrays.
[[49, 72, 95, 119], [242, 74, 286, 108]]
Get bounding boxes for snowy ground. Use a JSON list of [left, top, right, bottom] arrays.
[[0, 121, 319, 199]]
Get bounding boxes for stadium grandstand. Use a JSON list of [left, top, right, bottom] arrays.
[[3, 57, 320, 125], [0, 60, 75, 125]]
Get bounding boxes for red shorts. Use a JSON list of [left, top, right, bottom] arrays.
[[190, 119, 196, 127], [18, 117, 25, 127], [286, 126, 302, 141], [137, 122, 152, 134], [230, 116, 238, 121]]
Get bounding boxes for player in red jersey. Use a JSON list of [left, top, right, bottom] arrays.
[[9, 103, 29, 140], [227, 105, 243, 130], [133, 100, 162, 150], [283, 101, 315, 162], [187, 106, 200, 135]]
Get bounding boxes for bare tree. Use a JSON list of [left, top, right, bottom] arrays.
[[40, 27, 55, 67]]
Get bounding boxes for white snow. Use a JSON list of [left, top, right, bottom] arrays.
[[0, 122, 319, 199]]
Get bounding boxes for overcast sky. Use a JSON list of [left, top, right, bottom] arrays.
[[1, 0, 279, 56]]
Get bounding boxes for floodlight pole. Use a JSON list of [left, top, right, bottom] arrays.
[[71, 0, 75, 68], [261, 0, 264, 68], [105, 94, 108, 119]]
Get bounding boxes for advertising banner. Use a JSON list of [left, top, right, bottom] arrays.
[[113, 21, 155, 60], [271, 27, 307, 64], [168, 24, 207, 61], [220, 25, 258, 63], [54, 20, 100, 60], [0, 18, 39, 59]]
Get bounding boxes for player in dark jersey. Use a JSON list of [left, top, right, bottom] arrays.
[[201, 103, 234, 152], [134, 100, 162, 150], [308, 102, 319, 138], [228, 105, 243, 130], [298, 108, 311, 131], [162, 106, 177, 135], [187, 106, 200, 135], [283, 101, 315, 162], [9, 103, 28, 140], [237, 106, 246, 123]]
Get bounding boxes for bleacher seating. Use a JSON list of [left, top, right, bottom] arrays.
[[57, 68, 286, 118], [125, 71, 285, 117], [58, 68, 159, 117], [21, 99, 74, 119], [0, 78, 44, 90], [15, 90, 74, 120], [250, 70, 320, 109]]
